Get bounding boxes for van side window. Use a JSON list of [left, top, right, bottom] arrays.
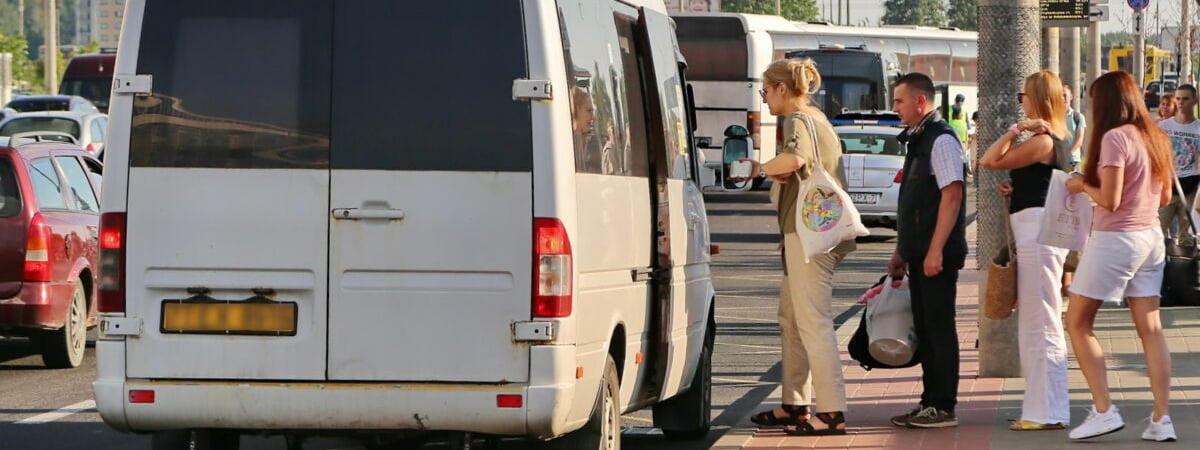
[[631, 14, 692, 180], [559, 1, 649, 177], [130, 0, 331, 169], [29, 158, 69, 210]]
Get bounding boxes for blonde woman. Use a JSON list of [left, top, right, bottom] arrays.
[[979, 70, 1071, 431], [1064, 71, 1176, 441], [740, 58, 852, 436]]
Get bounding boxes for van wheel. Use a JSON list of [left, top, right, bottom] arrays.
[[151, 429, 240, 450], [37, 280, 87, 368], [652, 342, 712, 440], [541, 355, 620, 450]]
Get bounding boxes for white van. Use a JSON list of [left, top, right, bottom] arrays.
[[92, 1, 715, 449]]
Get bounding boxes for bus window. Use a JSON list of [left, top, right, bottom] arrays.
[[908, 39, 952, 84], [674, 17, 748, 81]]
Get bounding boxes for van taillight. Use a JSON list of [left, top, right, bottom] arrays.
[[533, 218, 572, 318], [747, 112, 761, 150], [98, 212, 126, 313], [24, 213, 51, 282]]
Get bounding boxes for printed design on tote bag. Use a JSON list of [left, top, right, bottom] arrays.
[[801, 186, 844, 232]]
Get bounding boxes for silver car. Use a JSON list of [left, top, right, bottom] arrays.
[[0, 110, 109, 159], [834, 124, 904, 229]]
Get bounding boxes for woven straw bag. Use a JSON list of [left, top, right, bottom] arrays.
[[984, 200, 1018, 320]]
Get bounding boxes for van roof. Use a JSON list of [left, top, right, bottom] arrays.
[[63, 53, 117, 77]]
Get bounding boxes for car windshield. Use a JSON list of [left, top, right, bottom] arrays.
[[60, 78, 112, 108], [6, 98, 70, 112], [0, 117, 83, 138], [839, 132, 904, 156]]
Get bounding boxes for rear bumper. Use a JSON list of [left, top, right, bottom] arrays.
[[0, 281, 72, 331], [94, 341, 580, 438]]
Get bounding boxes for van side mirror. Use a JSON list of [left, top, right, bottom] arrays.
[[721, 125, 753, 191]]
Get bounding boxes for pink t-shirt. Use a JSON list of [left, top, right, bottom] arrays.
[[1091, 125, 1163, 232]]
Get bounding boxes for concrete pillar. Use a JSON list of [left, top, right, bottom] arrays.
[[976, 0, 1040, 378], [1043, 26, 1060, 73], [43, 0, 58, 94], [1086, 21, 1102, 117], [1063, 27, 1081, 110]]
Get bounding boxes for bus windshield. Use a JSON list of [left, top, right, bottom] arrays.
[[788, 49, 885, 116]]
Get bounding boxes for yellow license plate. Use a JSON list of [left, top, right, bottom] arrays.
[[161, 300, 297, 336]]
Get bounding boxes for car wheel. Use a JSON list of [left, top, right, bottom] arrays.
[[152, 429, 240, 450], [38, 280, 87, 368], [539, 355, 620, 450]]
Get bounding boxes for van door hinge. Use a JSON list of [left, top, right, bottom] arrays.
[[512, 79, 552, 101], [100, 316, 142, 337], [512, 321, 555, 342], [113, 75, 153, 95]]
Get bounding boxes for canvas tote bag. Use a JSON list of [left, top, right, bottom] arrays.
[[791, 113, 870, 261]]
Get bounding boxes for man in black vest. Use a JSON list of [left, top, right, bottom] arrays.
[[887, 73, 969, 429]]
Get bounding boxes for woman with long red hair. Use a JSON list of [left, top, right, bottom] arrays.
[[1064, 71, 1176, 441]]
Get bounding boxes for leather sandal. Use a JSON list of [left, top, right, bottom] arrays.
[[1009, 420, 1065, 431], [785, 411, 847, 436], [750, 404, 808, 427]]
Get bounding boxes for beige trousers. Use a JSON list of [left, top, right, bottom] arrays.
[[779, 233, 847, 412]]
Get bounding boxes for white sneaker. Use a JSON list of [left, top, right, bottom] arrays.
[[1069, 405, 1125, 440], [1142, 415, 1177, 442]]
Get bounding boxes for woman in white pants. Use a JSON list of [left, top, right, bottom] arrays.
[[979, 70, 1070, 431]]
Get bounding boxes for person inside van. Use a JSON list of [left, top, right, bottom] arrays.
[[740, 58, 853, 436], [570, 86, 604, 173]]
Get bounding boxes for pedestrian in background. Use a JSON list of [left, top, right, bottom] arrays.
[[1159, 93, 1177, 120], [1064, 71, 1176, 442], [1158, 85, 1200, 246], [887, 72, 968, 429], [1062, 84, 1088, 300], [743, 58, 852, 436], [978, 70, 1070, 431]]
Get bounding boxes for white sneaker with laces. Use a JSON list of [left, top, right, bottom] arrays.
[[1142, 415, 1177, 442], [1069, 405, 1125, 440]]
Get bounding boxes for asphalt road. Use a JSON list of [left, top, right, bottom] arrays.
[[0, 187, 974, 450]]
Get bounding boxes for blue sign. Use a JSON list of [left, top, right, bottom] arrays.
[[1128, 0, 1150, 11]]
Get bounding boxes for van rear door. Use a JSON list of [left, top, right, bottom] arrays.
[[122, 0, 334, 380], [324, 2, 532, 382]]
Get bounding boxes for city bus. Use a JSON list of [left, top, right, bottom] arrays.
[[671, 12, 978, 192], [1107, 44, 1176, 87]]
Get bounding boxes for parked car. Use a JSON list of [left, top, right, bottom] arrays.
[[5, 95, 99, 113], [0, 138, 103, 368], [0, 111, 109, 159], [1145, 79, 1178, 109], [834, 122, 905, 229]]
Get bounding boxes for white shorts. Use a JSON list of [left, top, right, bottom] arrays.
[[1070, 228, 1165, 302]]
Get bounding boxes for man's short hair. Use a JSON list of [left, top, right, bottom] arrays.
[[895, 73, 936, 101], [1178, 84, 1197, 98]]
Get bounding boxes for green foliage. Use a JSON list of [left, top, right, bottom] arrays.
[[947, 0, 976, 31], [0, 32, 38, 92], [1102, 32, 1132, 48], [881, 0, 948, 27], [722, 0, 818, 22]]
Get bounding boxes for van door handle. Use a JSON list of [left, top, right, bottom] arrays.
[[331, 208, 406, 221], [632, 268, 654, 282]]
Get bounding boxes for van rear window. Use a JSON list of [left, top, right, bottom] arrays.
[[130, 0, 531, 172]]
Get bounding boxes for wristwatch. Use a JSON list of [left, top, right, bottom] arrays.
[[758, 168, 768, 179]]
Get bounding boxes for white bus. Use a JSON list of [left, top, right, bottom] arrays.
[[672, 12, 978, 191], [93, 1, 715, 448]]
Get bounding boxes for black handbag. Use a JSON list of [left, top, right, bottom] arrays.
[[1161, 180, 1200, 307]]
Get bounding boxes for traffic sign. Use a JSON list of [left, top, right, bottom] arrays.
[[1091, 5, 1110, 21], [1128, 0, 1149, 11]]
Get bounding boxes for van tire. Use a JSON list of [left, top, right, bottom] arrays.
[[541, 355, 620, 450], [37, 280, 87, 368], [652, 341, 712, 440], [151, 429, 240, 450]]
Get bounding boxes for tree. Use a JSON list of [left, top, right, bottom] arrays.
[[722, 0, 818, 22], [881, 0, 948, 27], [947, 0, 977, 31], [1102, 31, 1133, 48], [0, 32, 38, 92]]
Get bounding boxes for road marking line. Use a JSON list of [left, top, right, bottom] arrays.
[[715, 342, 780, 350], [714, 315, 777, 323], [16, 400, 96, 425]]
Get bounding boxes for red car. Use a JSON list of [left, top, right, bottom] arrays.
[[0, 138, 103, 368]]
